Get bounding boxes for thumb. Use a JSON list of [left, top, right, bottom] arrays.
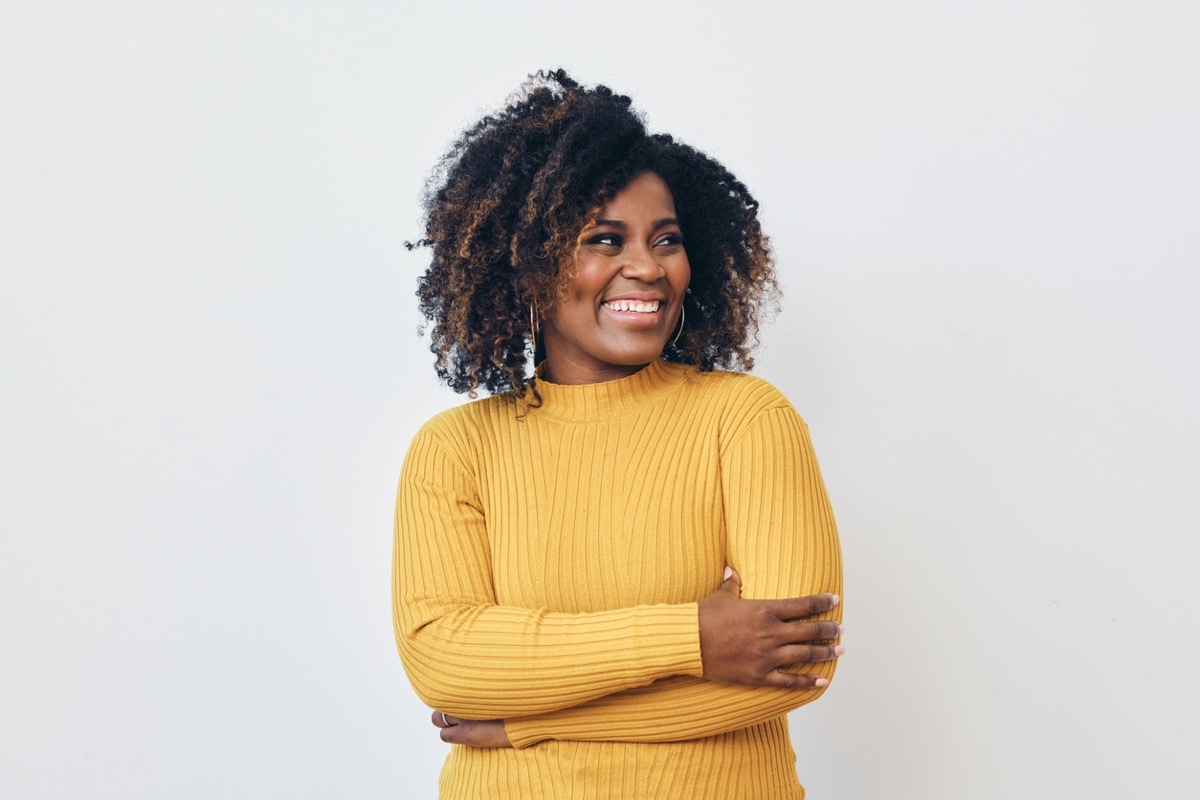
[[721, 566, 742, 595]]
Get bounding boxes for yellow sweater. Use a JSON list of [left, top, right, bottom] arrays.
[[393, 359, 842, 799]]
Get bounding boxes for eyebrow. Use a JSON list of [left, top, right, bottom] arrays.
[[593, 217, 680, 230]]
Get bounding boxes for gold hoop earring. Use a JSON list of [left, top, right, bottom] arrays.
[[671, 303, 686, 348], [530, 300, 539, 356]]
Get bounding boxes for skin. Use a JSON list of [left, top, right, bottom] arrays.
[[539, 171, 690, 386], [433, 569, 844, 748], [431, 173, 844, 748], [696, 568, 843, 689]]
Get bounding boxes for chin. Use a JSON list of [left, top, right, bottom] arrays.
[[604, 346, 667, 367]]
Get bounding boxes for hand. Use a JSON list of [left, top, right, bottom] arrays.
[[697, 567, 843, 689], [431, 710, 513, 748]]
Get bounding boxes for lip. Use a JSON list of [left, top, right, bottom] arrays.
[[601, 291, 667, 303], [599, 294, 670, 328]]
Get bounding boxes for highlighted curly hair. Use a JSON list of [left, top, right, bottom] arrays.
[[410, 69, 778, 398]]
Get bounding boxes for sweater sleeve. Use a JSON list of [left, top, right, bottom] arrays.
[[392, 426, 705, 720], [503, 404, 843, 748]]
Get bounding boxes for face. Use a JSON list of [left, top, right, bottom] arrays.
[[540, 171, 691, 385]]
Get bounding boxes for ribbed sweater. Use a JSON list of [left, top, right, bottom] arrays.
[[393, 359, 842, 799]]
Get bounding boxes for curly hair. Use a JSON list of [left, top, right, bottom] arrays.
[[409, 69, 778, 399]]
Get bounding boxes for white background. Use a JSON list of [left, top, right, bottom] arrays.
[[2, 1, 1197, 798]]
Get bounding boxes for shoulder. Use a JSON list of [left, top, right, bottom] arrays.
[[414, 392, 515, 445], [402, 393, 518, 472], [685, 367, 792, 410], [683, 365, 797, 416], [673, 365, 808, 448]]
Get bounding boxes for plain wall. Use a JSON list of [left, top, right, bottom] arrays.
[[1, 1, 1197, 798]]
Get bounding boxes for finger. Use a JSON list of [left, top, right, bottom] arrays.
[[777, 643, 846, 665], [431, 710, 459, 728], [770, 593, 840, 620], [439, 719, 475, 743], [440, 719, 509, 748], [762, 669, 832, 691], [781, 620, 843, 643], [720, 566, 742, 595]]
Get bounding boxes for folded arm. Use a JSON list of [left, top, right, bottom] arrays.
[[502, 405, 843, 747], [393, 427, 706, 720]]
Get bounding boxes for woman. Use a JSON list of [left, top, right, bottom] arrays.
[[394, 70, 843, 799]]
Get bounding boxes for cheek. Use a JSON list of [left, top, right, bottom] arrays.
[[674, 258, 692, 292], [563, 262, 609, 303]]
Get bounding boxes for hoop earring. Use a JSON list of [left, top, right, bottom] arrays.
[[530, 300, 539, 356], [671, 303, 686, 348]]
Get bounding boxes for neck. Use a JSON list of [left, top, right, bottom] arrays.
[[526, 358, 689, 422], [540, 357, 650, 386]]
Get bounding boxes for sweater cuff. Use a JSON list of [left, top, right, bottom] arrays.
[[504, 602, 703, 749]]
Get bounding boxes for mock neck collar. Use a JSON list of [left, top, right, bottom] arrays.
[[526, 358, 692, 422]]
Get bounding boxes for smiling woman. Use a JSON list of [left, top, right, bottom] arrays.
[[395, 69, 844, 800], [540, 172, 691, 385]]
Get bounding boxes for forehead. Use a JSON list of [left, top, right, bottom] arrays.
[[595, 172, 677, 221]]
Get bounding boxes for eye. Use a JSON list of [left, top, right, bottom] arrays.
[[654, 232, 684, 248], [587, 233, 622, 248]]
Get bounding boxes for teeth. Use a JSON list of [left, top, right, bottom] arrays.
[[604, 300, 660, 313]]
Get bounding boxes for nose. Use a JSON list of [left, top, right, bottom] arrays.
[[620, 242, 663, 282]]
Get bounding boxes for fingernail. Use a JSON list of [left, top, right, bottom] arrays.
[[814, 678, 829, 687], [723, 566, 733, 581], [830, 594, 840, 606], [837, 624, 845, 637], [834, 645, 846, 656]]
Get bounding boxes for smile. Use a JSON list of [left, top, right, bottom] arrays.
[[602, 300, 660, 313]]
